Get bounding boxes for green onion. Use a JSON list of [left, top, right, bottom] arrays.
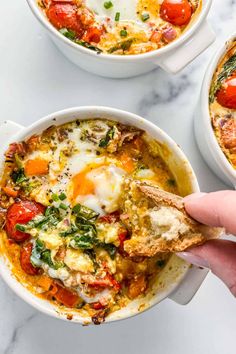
[[120, 29, 128, 37], [15, 224, 26, 232], [99, 127, 115, 147], [141, 13, 150, 22], [59, 28, 76, 40], [59, 192, 67, 201], [104, 1, 113, 9], [115, 12, 120, 21], [51, 193, 59, 202], [59, 203, 68, 210]]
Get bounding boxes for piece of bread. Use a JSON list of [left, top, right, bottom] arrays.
[[121, 180, 222, 257]]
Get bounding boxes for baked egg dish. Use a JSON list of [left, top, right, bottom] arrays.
[[209, 39, 236, 168], [39, 0, 202, 55], [0, 118, 182, 324]]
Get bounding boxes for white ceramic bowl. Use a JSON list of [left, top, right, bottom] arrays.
[[26, 0, 215, 78], [194, 33, 236, 188], [0, 106, 208, 324]]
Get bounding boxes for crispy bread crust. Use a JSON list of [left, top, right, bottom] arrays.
[[123, 181, 222, 257]]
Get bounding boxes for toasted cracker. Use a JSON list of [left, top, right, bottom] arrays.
[[122, 180, 221, 257]]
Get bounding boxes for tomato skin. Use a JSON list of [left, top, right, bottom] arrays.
[[216, 75, 236, 109], [46, 3, 83, 36], [160, 0, 192, 26], [20, 243, 40, 276], [6, 200, 45, 242], [54, 284, 79, 307]]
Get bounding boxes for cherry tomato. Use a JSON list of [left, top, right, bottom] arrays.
[[20, 243, 40, 276], [216, 75, 236, 109], [160, 0, 192, 26], [6, 200, 45, 242], [46, 3, 83, 37]]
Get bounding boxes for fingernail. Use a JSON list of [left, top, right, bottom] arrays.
[[184, 192, 207, 203], [177, 252, 210, 269]]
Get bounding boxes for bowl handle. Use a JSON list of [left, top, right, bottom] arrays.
[[156, 21, 216, 74], [0, 120, 24, 148], [168, 266, 209, 305]]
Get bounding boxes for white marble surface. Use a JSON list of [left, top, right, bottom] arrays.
[[0, 1, 236, 353]]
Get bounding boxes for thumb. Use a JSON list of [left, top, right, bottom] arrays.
[[178, 240, 236, 297], [184, 190, 236, 235]]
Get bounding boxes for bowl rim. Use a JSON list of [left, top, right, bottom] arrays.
[[200, 32, 236, 186], [26, 0, 212, 62], [0, 106, 199, 324]]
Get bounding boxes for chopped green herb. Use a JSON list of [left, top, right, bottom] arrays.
[[31, 239, 63, 269], [141, 13, 150, 22], [72, 203, 99, 220], [115, 12, 120, 21], [59, 28, 76, 40], [59, 192, 67, 201], [11, 168, 27, 185], [75, 40, 102, 53], [108, 39, 133, 53], [15, 224, 26, 232], [60, 224, 78, 237], [99, 127, 115, 147], [70, 234, 96, 250], [120, 29, 128, 37], [100, 243, 117, 259], [59, 203, 68, 210], [52, 193, 59, 202], [104, 1, 113, 9]]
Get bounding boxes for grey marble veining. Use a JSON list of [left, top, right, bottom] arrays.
[[0, 1, 236, 354]]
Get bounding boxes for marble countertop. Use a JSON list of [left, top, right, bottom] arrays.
[[0, 1, 236, 353]]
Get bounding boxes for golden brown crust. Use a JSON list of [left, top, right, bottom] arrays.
[[122, 180, 222, 257]]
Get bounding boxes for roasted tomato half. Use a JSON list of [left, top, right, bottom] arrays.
[[6, 200, 45, 242], [20, 243, 40, 276], [46, 2, 83, 37], [160, 0, 192, 26], [216, 75, 236, 109]]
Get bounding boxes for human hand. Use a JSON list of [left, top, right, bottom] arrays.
[[178, 191, 236, 297]]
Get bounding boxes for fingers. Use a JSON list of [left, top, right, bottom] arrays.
[[184, 191, 236, 235], [178, 240, 236, 297]]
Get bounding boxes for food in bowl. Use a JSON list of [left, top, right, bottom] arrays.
[[39, 0, 202, 55], [121, 180, 220, 257], [0, 118, 184, 324], [209, 39, 236, 168]]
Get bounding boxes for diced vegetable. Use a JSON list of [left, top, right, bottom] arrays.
[[25, 158, 49, 176], [2, 186, 18, 198]]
